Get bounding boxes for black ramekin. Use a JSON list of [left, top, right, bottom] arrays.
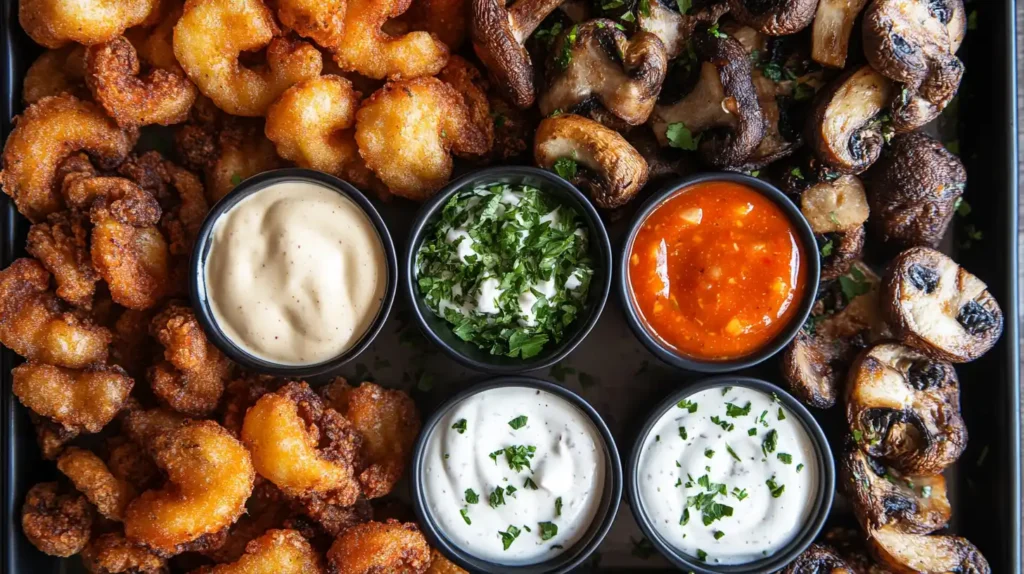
[[627, 376, 835, 573], [411, 376, 622, 574], [618, 172, 820, 373], [404, 166, 612, 374], [189, 168, 397, 378]]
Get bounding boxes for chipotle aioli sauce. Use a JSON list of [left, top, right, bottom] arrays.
[[627, 181, 805, 360], [204, 181, 387, 365]]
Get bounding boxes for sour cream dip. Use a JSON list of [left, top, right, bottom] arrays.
[[636, 385, 819, 565], [203, 180, 387, 365], [422, 386, 607, 565]]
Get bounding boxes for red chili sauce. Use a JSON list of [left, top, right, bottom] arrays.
[[627, 180, 806, 361]]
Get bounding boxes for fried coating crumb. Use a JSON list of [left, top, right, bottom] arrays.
[[326, 520, 430, 574], [197, 529, 325, 574], [86, 35, 198, 128], [13, 361, 133, 433], [26, 211, 100, 308], [397, 0, 467, 51], [332, 0, 448, 80], [23, 45, 88, 104], [220, 374, 283, 437], [121, 406, 187, 448], [110, 308, 157, 379], [105, 436, 162, 492], [241, 382, 363, 506], [21, 482, 93, 557], [125, 0, 184, 73], [0, 95, 137, 222], [436, 56, 493, 161], [277, 0, 346, 48], [31, 412, 80, 459], [355, 78, 487, 201], [426, 548, 467, 574], [296, 494, 372, 537], [82, 531, 169, 574], [201, 481, 293, 563], [19, 0, 159, 48], [57, 447, 137, 521], [124, 420, 255, 556], [148, 302, 232, 416]]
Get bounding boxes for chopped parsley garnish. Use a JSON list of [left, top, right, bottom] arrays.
[[499, 525, 521, 550], [711, 416, 734, 432], [725, 402, 751, 417], [556, 25, 579, 71], [489, 486, 506, 508], [686, 475, 732, 526], [505, 485, 518, 497], [762, 430, 778, 457], [714, 531, 725, 540], [502, 445, 537, 473], [840, 266, 872, 302], [697, 548, 708, 561], [524, 477, 538, 490], [722, 386, 732, 396], [679, 426, 688, 440], [460, 508, 471, 524], [766, 476, 786, 498], [508, 415, 528, 430], [758, 410, 769, 427], [675, 478, 683, 487], [821, 240, 834, 257], [777, 408, 786, 421], [704, 448, 715, 459], [777, 453, 793, 464], [452, 419, 467, 434], [707, 23, 725, 38], [731, 487, 748, 501], [489, 449, 503, 463], [534, 22, 563, 47], [680, 508, 690, 525], [552, 157, 577, 180], [539, 521, 558, 541], [230, 173, 242, 186], [677, 399, 698, 412], [790, 167, 805, 179], [726, 444, 742, 462], [555, 497, 562, 516], [796, 463, 804, 473], [465, 489, 479, 504], [748, 428, 757, 436], [852, 429, 864, 443], [666, 122, 700, 151]]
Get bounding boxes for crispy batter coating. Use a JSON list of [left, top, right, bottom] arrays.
[[124, 420, 255, 555], [241, 382, 363, 506], [265, 75, 362, 177], [426, 548, 467, 574], [326, 520, 430, 574], [110, 308, 157, 379], [23, 46, 88, 104], [105, 436, 162, 492], [201, 482, 293, 563], [321, 380, 420, 499], [397, 0, 467, 51], [57, 447, 137, 521], [173, 0, 322, 116], [19, 0, 159, 48], [355, 78, 487, 200], [126, 0, 184, 73], [197, 529, 325, 574], [86, 36, 198, 128], [82, 531, 169, 574], [277, 0, 346, 48], [436, 56, 493, 161], [13, 361, 133, 433], [121, 405, 187, 447], [22, 482, 93, 557], [148, 302, 232, 416], [31, 411, 80, 459], [0, 95, 137, 222], [220, 374, 283, 437], [296, 494, 372, 537], [26, 211, 100, 309], [332, 0, 448, 80]]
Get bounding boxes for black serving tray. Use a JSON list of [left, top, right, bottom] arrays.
[[2, 0, 1020, 572]]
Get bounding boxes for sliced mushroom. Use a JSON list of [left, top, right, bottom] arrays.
[[845, 341, 966, 475], [819, 226, 865, 281], [823, 527, 899, 574], [781, 543, 857, 573], [471, 0, 565, 108], [539, 19, 668, 128], [638, 0, 729, 59], [882, 247, 1003, 362], [727, 0, 818, 35], [869, 526, 991, 574], [801, 175, 870, 234], [812, 0, 869, 68], [649, 25, 764, 168], [806, 66, 892, 174], [865, 132, 965, 249], [842, 446, 951, 535], [782, 261, 887, 408], [534, 114, 647, 209]]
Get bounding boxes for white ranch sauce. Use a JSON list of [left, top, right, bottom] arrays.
[[423, 386, 606, 564], [637, 386, 818, 565], [204, 181, 387, 365]]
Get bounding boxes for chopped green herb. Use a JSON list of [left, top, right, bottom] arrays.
[[638, 0, 651, 16], [489, 449, 503, 463], [793, 82, 815, 101], [704, 448, 715, 459], [505, 486, 518, 498], [967, 9, 977, 30], [946, 139, 960, 155], [696, 548, 708, 561], [766, 476, 785, 498], [524, 477, 538, 490], [489, 486, 506, 508], [666, 122, 701, 151], [230, 173, 242, 186], [656, 435, 660, 442], [539, 521, 558, 541], [840, 266, 872, 302], [552, 157, 577, 180], [829, 211, 841, 225], [452, 419, 467, 434], [726, 444, 742, 462], [556, 25, 579, 71], [820, 240, 834, 257], [777, 408, 786, 421], [955, 197, 971, 217], [797, 463, 804, 472], [679, 427, 688, 440], [777, 453, 793, 464], [707, 23, 725, 38], [680, 508, 690, 525], [555, 497, 563, 516], [508, 415, 528, 430], [725, 402, 751, 417], [750, 170, 761, 178], [620, 11, 635, 22], [748, 428, 757, 436], [460, 507, 471, 525], [465, 489, 479, 504], [711, 416, 734, 432], [762, 430, 778, 457], [533, 22, 563, 47], [731, 487, 748, 501], [714, 531, 725, 540], [499, 525, 521, 550], [790, 167, 805, 179], [677, 399, 698, 413], [852, 429, 864, 443]]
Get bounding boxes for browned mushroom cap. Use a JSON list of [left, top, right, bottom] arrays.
[[637, 0, 729, 59], [649, 25, 764, 168], [539, 19, 668, 128], [797, 174, 870, 281], [882, 247, 1003, 362], [727, 0, 818, 35], [869, 526, 991, 574], [534, 114, 648, 209], [865, 132, 965, 250], [812, 0, 870, 68], [841, 446, 951, 535], [823, 527, 898, 574], [780, 543, 857, 573], [782, 261, 888, 408], [471, 0, 566, 108], [820, 226, 866, 281], [845, 342, 966, 475], [806, 66, 893, 174]]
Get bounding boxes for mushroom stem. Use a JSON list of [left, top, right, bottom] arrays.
[[509, 0, 567, 42]]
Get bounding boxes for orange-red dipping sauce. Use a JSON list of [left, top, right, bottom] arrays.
[[627, 180, 806, 361]]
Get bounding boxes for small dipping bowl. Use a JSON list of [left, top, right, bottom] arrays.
[[405, 166, 612, 374], [190, 168, 397, 378], [619, 173, 819, 373], [411, 377, 622, 574], [627, 377, 834, 573]]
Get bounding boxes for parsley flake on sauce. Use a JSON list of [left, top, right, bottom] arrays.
[[725, 402, 751, 417], [489, 486, 506, 508], [762, 430, 778, 457], [465, 489, 479, 504], [711, 416, 734, 432], [451, 419, 467, 434], [677, 399, 698, 413], [766, 476, 786, 498], [499, 525, 521, 550], [460, 508, 471, 525], [502, 445, 537, 473], [539, 521, 558, 541], [555, 497, 563, 516], [508, 415, 528, 430]]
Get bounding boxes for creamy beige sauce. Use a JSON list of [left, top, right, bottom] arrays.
[[204, 181, 387, 365]]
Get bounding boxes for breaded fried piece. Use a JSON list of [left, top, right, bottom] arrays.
[[197, 529, 325, 574], [332, 0, 448, 80], [19, 0, 159, 48], [296, 494, 372, 537], [277, 0, 347, 48], [110, 308, 157, 379], [121, 406, 187, 448], [105, 436, 162, 493], [57, 447, 137, 521], [22, 482, 93, 557], [426, 548, 467, 574], [326, 520, 430, 574], [13, 361, 134, 434], [23, 45, 88, 104], [82, 531, 169, 574], [26, 211, 100, 309], [148, 302, 232, 416], [398, 0, 467, 51], [117, 152, 209, 256], [201, 481, 293, 564], [220, 374, 283, 437], [436, 55, 493, 159], [126, 0, 184, 74], [31, 411, 79, 459]]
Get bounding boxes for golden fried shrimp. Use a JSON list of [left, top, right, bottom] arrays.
[[0, 258, 112, 366], [26, 211, 100, 308], [124, 420, 255, 555], [397, 0, 466, 51], [201, 482, 293, 563], [0, 95, 137, 222], [105, 436, 162, 492], [333, 0, 448, 80], [13, 361, 133, 433], [173, 0, 322, 116], [86, 36, 198, 128], [110, 308, 157, 379], [31, 412, 79, 459], [82, 531, 169, 574], [220, 374, 283, 436], [277, 0, 346, 48], [196, 529, 324, 574], [426, 548, 467, 574], [148, 302, 232, 416], [23, 45, 88, 104], [355, 78, 487, 201], [117, 152, 209, 256], [121, 405, 187, 447], [206, 121, 284, 202], [326, 520, 430, 574], [19, 0, 159, 48], [126, 0, 184, 73], [57, 447, 136, 521], [436, 56, 493, 160], [321, 380, 420, 499], [241, 382, 363, 506], [265, 75, 361, 176], [22, 482, 93, 557]]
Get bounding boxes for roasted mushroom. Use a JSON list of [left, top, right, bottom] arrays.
[[883, 247, 1003, 362], [727, 0, 818, 36], [798, 174, 871, 280], [782, 261, 887, 408], [649, 24, 764, 168], [824, 527, 898, 574], [842, 446, 951, 535], [534, 114, 647, 209], [869, 526, 991, 574], [806, 66, 892, 174], [539, 19, 668, 128], [812, 0, 869, 68], [865, 132, 965, 249], [846, 342, 966, 475], [637, 0, 729, 59], [820, 226, 866, 281], [781, 543, 857, 573]]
